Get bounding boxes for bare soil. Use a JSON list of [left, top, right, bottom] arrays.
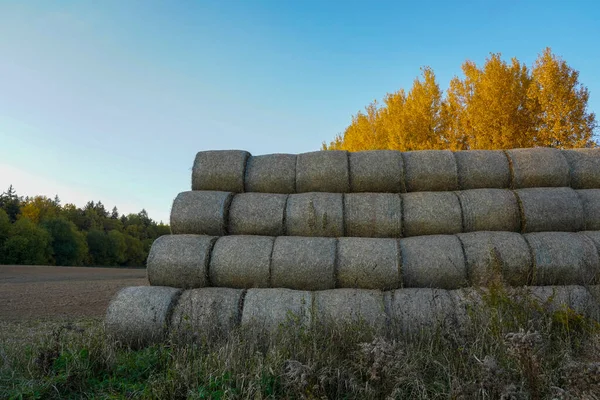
[[0, 265, 148, 321]]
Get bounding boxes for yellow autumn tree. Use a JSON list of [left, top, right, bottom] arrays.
[[19, 196, 60, 224], [324, 48, 597, 151], [528, 47, 597, 148]]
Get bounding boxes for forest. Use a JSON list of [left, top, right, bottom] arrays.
[[325, 48, 598, 151], [0, 185, 170, 267]]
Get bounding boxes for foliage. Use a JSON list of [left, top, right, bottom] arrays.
[[1, 287, 599, 399], [325, 48, 598, 151], [41, 218, 88, 266], [0, 186, 168, 267], [2, 218, 53, 265]]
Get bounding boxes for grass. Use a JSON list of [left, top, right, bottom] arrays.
[[1, 285, 599, 399]]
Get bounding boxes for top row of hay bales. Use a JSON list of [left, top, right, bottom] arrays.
[[192, 148, 600, 193]]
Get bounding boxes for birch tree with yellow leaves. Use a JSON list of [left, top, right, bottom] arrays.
[[324, 48, 597, 151]]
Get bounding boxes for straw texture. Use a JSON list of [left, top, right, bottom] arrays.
[[170, 191, 233, 235], [337, 237, 401, 289], [455, 150, 511, 189], [271, 236, 336, 290], [506, 148, 570, 188], [403, 150, 458, 192], [296, 150, 349, 193], [402, 192, 462, 236], [192, 150, 250, 192], [105, 286, 181, 347], [147, 234, 216, 288], [516, 187, 584, 232], [400, 235, 467, 289], [348, 150, 404, 192], [344, 193, 402, 238], [245, 153, 297, 193], [229, 193, 287, 236], [209, 235, 273, 288], [285, 193, 344, 237]]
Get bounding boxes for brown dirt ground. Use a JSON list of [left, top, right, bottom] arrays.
[[0, 265, 148, 321]]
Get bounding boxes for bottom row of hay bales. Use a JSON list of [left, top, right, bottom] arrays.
[[105, 285, 600, 347]]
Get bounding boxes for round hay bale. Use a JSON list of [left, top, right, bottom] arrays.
[[458, 189, 520, 232], [314, 289, 387, 331], [400, 235, 467, 289], [506, 148, 570, 188], [403, 150, 458, 192], [241, 288, 313, 332], [525, 232, 599, 285], [229, 193, 287, 236], [285, 193, 343, 237], [562, 148, 600, 189], [516, 187, 584, 232], [455, 150, 510, 189], [170, 191, 233, 235], [147, 234, 216, 289], [457, 231, 532, 286], [581, 231, 600, 257], [209, 236, 274, 288], [192, 150, 250, 192], [170, 288, 243, 342], [577, 189, 600, 230], [344, 193, 402, 238], [105, 286, 181, 347], [337, 238, 401, 290], [348, 150, 405, 192], [245, 154, 296, 193], [385, 288, 456, 336], [527, 285, 600, 320], [402, 192, 462, 237], [271, 236, 336, 290], [296, 150, 349, 193]]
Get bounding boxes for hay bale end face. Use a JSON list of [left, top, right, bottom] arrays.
[[344, 193, 402, 238], [458, 189, 520, 232], [337, 237, 401, 290], [271, 236, 336, 290], [506, 148, 570, 188], [348, 150, 405, 192], [403, 150, 458, 192], [105, 286, 181, 347], [400, 235, 467, 289], [525, 232, 600, 286], [314, 289, 387, 331], [228, 193, 287, 236], [192, 150, 250, 192], [209, 236, 274, 288], [170, 191, 233, 235], [577, 189, 600, 230], [241, 288, 312, 331], [170, 288, 243, 342], [296, 150, 349, 193], [516, 187, 584, 232], [285, 192, 344, 237], [457, 231, 532, 286], [147, 234, 216, 289], [244, 154, 297, 193], [402, 192, 462, 237], [562, 148, 600, 189], [455, 150, 510, 189]]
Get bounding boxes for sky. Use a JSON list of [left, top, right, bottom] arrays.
[[1, 0, 599, 223]]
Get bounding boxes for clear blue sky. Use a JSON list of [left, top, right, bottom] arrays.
[[1, 0, 599, 223]]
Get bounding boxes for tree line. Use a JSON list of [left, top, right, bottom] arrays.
[[0, 185, 170, 267], [324, 48, 598, 151]]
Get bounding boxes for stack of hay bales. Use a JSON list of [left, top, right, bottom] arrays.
[[106, 148, 600, 346]]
